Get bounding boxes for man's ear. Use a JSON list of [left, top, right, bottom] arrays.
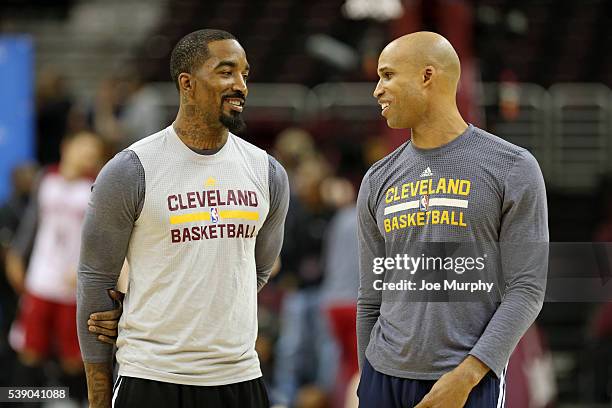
[[178, 72, 193, 95], [423, 66, 435, 86]]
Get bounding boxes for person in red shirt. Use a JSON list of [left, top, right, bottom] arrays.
[[5, 132, 104, 403]]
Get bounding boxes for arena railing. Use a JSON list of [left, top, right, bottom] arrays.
[[151, 81, 612, 191]]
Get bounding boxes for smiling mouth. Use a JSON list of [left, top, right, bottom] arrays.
[[379, 102, 390, 116], [223, 97, 245, 112]]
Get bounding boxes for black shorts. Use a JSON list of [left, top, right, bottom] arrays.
[[112, 376, 269, 408]]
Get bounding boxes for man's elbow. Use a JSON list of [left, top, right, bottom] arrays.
[[357, 299, 381, 319], [507, 281, 546, 317], [256, 269, 273, 292]]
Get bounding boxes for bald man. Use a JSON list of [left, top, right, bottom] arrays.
[[356, 32, 548, 407]]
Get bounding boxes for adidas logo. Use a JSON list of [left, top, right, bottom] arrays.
[[420, 167, 433, 177]]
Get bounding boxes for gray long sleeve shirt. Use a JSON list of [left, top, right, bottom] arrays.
[[77, 127, 289, 385], [357, 124, 548, 380]]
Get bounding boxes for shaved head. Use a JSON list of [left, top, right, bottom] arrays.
[[374, 31, 463, 130], [382, 31, 461, 88]]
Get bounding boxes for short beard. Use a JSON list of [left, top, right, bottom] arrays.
[[220, 111, 246, 135]]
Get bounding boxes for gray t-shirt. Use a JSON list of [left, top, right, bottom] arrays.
[[357, 124, 548, 380], [320, 205, 359, 305], [77, 143, 289, 376]]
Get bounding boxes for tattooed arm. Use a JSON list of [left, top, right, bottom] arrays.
[[84, 363, 114, 408]]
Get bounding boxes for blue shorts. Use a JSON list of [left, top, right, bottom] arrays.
[[357, 359, 506, 408]]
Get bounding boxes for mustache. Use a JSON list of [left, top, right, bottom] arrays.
[[222, 92, 246, 101]]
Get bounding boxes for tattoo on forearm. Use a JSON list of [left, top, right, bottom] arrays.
[[84, 362, 113, 408]]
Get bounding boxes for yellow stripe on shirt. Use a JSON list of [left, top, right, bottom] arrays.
[[169, 210, 259, 225]]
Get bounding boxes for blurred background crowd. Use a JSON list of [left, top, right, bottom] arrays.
[[1, 0, 612, 407]]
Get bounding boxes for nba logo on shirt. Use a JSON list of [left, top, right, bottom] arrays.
[[210, 207, 219, 224], [419, 195, 430, 211]]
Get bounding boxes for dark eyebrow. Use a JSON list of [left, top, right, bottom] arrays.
[[377, 65, 390, 75], [215, 60, 237, 70], [215, 60, 250, 72]]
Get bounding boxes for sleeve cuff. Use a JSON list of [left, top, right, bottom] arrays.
[[468, 349, 505, 379]]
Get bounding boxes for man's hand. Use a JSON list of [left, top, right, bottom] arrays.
[[88, 289, 124, 345], [414, 356, 490, 408]]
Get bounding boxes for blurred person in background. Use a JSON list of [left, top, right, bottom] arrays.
[[504, 325, 556, 408], [88, 77, 124, 145], [35, 68, 79, 165], [4, 132, 104, 405], [586, 301, 612, 403], [119, 69, 166, 147], [87, 70, 165, 151], [0, 163, 39, 387], [273, 154, 335, 406], [273, 127, 317, 186], [0, 164, 39, 248], [255, 304, 281, 401], [585, 177, 612, 403], [319, 177, 359, 408]]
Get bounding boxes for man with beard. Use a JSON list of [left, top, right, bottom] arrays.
[[77, 29, 290, 408]]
